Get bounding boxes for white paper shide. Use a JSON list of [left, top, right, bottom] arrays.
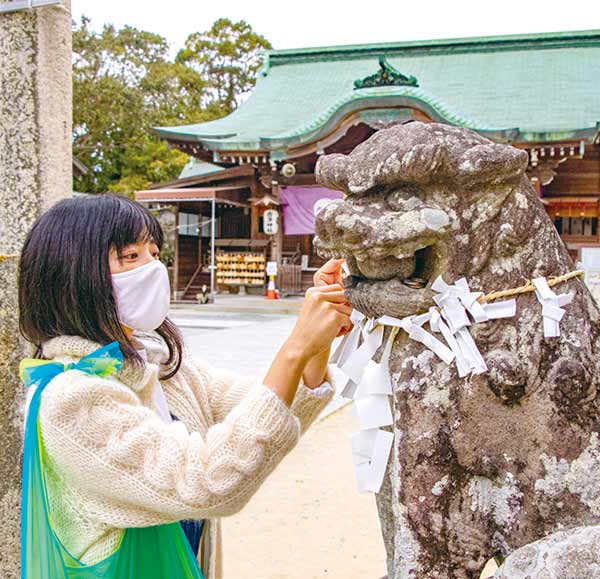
[[331, 310, 396, 494], [329, 274, 572, 495]]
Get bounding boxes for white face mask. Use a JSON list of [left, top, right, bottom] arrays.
[[111, 260, 171, 332]]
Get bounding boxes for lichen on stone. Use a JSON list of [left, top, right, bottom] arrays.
[[468, 473, 523, 529], [536, 433, 600, 516], [315, 121, 600, 578]]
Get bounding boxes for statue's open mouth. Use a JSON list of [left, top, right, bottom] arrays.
[[313, 201, 450, 319], [345, 246, 433, 291], [322, 244, 443, 319]]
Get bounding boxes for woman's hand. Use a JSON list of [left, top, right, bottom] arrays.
[[263, 260, 352, 404], [263, 283, 351, 404], [303, 258, 354, 388], [314, 258, 352, 338], [313, 258, 346, 288], [288, 283, 353, 361]]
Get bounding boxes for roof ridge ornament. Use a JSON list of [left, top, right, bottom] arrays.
[[354, 55, 419, 90]]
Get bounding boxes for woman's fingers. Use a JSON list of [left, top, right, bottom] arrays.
[[314, 258, 346, 287], [317, 273, 337, 286], [320, 258, 345, 273], [332, 303, 353, 316], [319, 290, 348, 304], [307, 285, 347, 302], [312, 283, 344, 293], [334, 312, 353, 333]]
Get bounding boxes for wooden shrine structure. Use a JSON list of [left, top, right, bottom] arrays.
[[137, 30, 600, 300]]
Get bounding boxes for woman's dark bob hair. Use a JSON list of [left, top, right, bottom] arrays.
[[18, 194, 183, 379]]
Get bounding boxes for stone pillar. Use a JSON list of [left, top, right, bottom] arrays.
[[0, 2, 72, 575]]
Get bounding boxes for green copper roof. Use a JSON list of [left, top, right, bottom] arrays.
[[155, 29, 600, 155], [178, 158, 225, 179]]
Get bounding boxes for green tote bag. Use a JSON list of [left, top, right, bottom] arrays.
[[20, 342, 204, 579]]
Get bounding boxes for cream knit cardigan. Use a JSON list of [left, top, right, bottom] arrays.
[[36, 334, 334, 579]]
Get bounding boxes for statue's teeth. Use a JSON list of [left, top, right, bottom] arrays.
[[402, 277, 428, 289]]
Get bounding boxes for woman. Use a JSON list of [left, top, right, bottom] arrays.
[[18, 195, 351, 578]]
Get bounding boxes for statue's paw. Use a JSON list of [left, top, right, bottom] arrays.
[[485, 349, 527, 405], [548, 357, 594, 409]]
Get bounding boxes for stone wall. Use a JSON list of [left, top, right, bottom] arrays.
[[0, 3, 71, 574]]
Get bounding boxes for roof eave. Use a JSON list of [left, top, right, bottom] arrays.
[[163, 92, 519, 156], [515, 124, 600, 144], [155, 107, 599, 159], [148, 164, 255, 190], [152, 126, 238, 142]]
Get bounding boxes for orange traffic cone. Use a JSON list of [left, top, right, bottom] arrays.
[[266, 275, 278, 300]]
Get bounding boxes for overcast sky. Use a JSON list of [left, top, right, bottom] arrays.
[[72, 0, 597, 55]]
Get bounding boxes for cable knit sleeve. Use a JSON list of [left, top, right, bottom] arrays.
[[39, 370, 301, 525], [289, 379, 335, 434], [182, 356, 335, 434]]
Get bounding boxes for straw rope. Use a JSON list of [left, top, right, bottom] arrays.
[[478, 270, 584, 304]]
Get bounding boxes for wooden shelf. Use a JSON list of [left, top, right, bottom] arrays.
[[216, 250, 267, 287]]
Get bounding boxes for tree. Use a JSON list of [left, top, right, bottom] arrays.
[[72, 18, 212, 194], [177, 18, 272, 114], [72, 17, 271, 195]]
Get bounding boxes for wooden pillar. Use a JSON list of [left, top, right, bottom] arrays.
[[197, 205, 203, 274], [173, 204, 179, 298], [270, 183, 283, 265], [251, 202, 261, 238], [210, 197, 216, 297], [275, 211, 284, 265], [303, 234, 312, 265]]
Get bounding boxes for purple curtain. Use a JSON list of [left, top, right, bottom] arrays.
[[280, 186, 343, 235]]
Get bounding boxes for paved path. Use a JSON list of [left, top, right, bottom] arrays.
[[179, 312, 296, 375], [178, 311, 388, 578], [177, 310, 497, 578], [171, 294, 304, 315]]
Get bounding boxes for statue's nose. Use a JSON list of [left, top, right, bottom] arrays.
[[315, 205, 369, 247]]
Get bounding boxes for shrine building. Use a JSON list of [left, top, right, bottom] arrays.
[[135, 30, 600, 300]]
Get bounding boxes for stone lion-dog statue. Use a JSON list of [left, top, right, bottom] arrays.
[[314, 121, 600, 579]]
